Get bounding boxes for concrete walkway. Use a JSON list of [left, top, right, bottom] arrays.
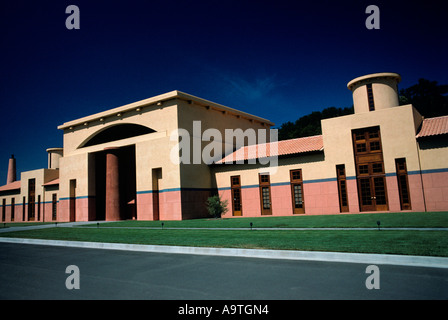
[[0, 236, 447, 269], [0, 221, 98, 233], [2, 221, 447, 233]]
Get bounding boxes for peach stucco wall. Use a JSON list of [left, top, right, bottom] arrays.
[[220, 180, 342, 217], [422, 171, 448, 211], [136, 190, 183, 221], [303, 181, 340, 215]]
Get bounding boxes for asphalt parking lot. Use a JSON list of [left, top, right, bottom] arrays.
[[0, 242, 447, 300]]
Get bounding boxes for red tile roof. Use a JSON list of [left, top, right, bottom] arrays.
[[216, 135, 323, 164], [43, 178, 59, 186], [0, 180, 21, 192], [416, 115, 448, 138]]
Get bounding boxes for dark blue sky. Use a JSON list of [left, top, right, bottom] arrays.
[[1, 0, 447, 183]]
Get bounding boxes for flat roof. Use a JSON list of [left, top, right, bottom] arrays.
[[347, 72, 401, 91], [58, 90, 274, 130]]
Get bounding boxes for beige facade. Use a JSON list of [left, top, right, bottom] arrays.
[[1, 72, 447, 222]]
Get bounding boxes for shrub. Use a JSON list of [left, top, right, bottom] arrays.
[[205, 195, 228, 218]]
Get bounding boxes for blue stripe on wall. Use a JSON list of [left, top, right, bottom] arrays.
[[59, 195, 93, 201], [136, 187, 214, 195], [420, 168, 448, 174], [50, 168, 448, 197], [303, 177, 337, 184]]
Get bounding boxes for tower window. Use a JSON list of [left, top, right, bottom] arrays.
[[366, 83, 375, 111]]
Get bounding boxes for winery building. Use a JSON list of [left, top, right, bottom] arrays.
[[1, 72, 447, 222]]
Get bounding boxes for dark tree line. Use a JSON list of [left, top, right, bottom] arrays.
[[278, 106, 354, 141], [278, 78, 448, 141], [399, 78, 448, 118]]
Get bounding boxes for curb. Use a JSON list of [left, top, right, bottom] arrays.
[[1, 237, 448, 269]]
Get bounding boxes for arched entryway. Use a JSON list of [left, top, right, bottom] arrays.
[[90, 145, 137, 221]]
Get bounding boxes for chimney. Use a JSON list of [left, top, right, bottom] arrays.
[[7, 154, 16, 184]]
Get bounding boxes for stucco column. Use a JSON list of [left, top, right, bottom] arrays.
[[105, 147, 120, 221], [6, 154, 16, 184]]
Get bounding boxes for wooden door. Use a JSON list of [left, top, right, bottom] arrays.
[[353, 127, 388, 211], [231, 176, 242, 216], [259, 174, 272, 215], [358, 176, 388, 211], [290, 169, 305, 214]]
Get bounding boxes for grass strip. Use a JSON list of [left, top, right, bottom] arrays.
[[1, 227, 447, 257]]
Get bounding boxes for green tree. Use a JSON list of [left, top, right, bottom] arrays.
[[399, 78, 448, 118], [278, 106, 353, 141]]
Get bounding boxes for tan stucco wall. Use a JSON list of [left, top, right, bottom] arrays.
[[177, 99, 272, 189], [322, 104, 423, 177], [418, 136, 448, 171]]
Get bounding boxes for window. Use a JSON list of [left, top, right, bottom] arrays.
[[1, 199, 5, 222], [261, 188, 270, 209], [355, 132, 365, 141], [37, 195, 41, 221], [291, 170, 301, 181], [28, 179, 36, 221], [152, 168, 162, 221], [260, 174, 270, 184], [22, 196, 26, 221], [358, 164, 369, 175], [231, 175, 242, 216], [11, 198, 14, 222], [366, 83, 375, 111], [372, 163, 383, 173], [290, 169, 305, 214], [370, 141, 380, 151], [259, 174, 272, 215], [356, 143, 367, 153], [52, 194, 58, 221], [395, 158, 411, 210], [336, 165, 349, 212]]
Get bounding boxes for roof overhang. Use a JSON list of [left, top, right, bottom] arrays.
[[57, 90, 274, 130]]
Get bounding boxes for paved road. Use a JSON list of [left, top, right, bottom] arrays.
[[0, 243, 447, 300]]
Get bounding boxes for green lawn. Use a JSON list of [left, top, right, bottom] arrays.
[[88, 211, 448, 228], [1, 227, 447, 257], [1, 212, 447, 257]]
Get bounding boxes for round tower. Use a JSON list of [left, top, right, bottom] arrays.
[[347, 72, 401, 114], [46, 148, 63, 169]]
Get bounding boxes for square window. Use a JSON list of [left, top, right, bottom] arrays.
[[291, 170, 301, 181], [358, 164, 369, 175], [355, 132, 365, 141], [369, 131, 379, 139], [356, 143, 367, 153], [370, 141, 380, 151], [372, 163, 383, 173]]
